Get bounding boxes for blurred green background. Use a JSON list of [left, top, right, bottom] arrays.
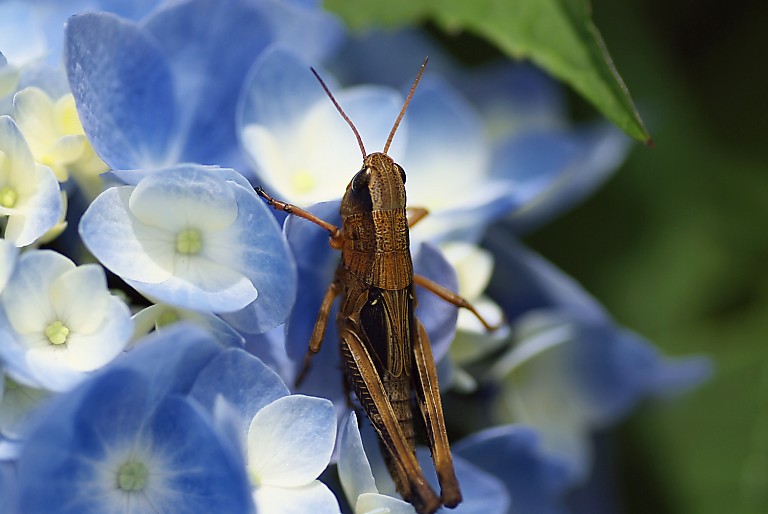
[[526, 1, 768, 513]]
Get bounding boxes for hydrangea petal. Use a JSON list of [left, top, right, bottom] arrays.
[[247, 394, 336, 487], [338, 412, 378, 504], [79, 186, 175, 284], [128, 165, 238, 231], [1, 250, 73, 335], [0, 115, 35, 188], [497, 124, 631, 234], [254, 481, 340, 514], [11, 87, 59, 155], [48, 264, 109, 334], [191, 348, 290, 437], [356, 492, 415, 514], [0, 239, 19, 292], [65, 12, 176, 169], [143, 0, 272, 168], [401, 79, 488, 204], [213, 183, 297, 332], [0, 380, 48, 439], [256, 0, 344, 63], [17, 370, 253, 514], [63, 296, 133, 371], [454, 425, 571, 514], [47, 134, 87, 165], [3, 162, 62, 247], [241, 48, 404, 205]]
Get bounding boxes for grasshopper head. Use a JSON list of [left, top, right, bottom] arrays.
[[342, 152, 406, 214]]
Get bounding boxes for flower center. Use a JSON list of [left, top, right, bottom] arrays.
[[176, 228, 203, 255], [291, 169, 316, 194], [0, 186, 18, 208], [117, 460, 149, 491], [44, 320, 70, 345]]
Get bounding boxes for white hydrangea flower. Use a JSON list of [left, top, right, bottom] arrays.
[[12, 87, 107, 182], [440, 242, 509, 390], [247, 395, 340, 514], [0, 115, 62, 247], [0, 250, 133, 391]]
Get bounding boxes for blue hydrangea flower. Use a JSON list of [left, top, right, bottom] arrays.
[[190, 348, 340, 513], [65, 0, 342, 173], [454, 425, 572, 514], [482, 228, 712, 480], [79, 164, 296, 333], [330, 30, 632, 237], [0, 115, 61, 246], [14, 324, 255, 514], [0, 250, 133, 392], [240, 48, 517, 243], [17, 371, 253, 513], [338, 412, 510, 514]]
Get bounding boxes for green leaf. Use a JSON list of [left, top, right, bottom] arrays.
[[325, 0, 651, 144]]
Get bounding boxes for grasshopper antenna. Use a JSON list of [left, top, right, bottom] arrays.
[[311, 68, 367, 160], [383, 57, 428, 154]]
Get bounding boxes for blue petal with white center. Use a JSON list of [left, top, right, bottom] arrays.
[[79, 165, 296, 331], [16, 369, 253, 514], [240, 47, 405, 206]]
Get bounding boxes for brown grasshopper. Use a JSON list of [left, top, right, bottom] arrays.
[[256, 59, 497, 514]]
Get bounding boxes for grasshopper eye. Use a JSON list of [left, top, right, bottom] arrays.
[[396, 164, 406, 184], [352, 167, 371, 192]]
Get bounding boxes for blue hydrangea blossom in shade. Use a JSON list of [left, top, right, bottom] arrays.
[[453, 425, 572, 514], [190, 349, 340, 513], [64, 0, 342, 173], [0, 250, 133, 392], [482, 228, 712, 480], [79, 164, 296, 333], [0, 116, 61, 246], [337, 412, 510, 514]]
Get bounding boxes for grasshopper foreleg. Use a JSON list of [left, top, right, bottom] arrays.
[[255, 187, 344, 249]]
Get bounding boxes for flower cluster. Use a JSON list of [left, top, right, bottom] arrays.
[[0, 1, 709, 513]]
